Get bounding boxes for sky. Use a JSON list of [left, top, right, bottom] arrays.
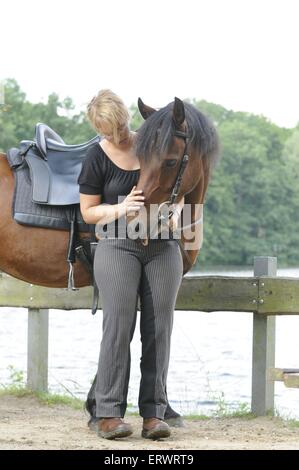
[[1, 0, 299, 128]]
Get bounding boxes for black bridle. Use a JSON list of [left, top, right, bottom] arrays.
[[156, 128, 189, 225], [140, 126, 203, 249], [158, 127, 203, 233], [168, 129, 190, 206]]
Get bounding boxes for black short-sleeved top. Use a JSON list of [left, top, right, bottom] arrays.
[[78, 142, 140, 203], [77, 142, 175, 240]]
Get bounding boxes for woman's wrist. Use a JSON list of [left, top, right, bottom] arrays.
[[116, 202, 125, 217]]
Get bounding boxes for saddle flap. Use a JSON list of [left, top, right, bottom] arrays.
[[6, 148, 24, 169], [26, 153, 51, 203]]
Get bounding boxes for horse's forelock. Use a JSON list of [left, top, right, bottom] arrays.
[[135, 101, 220, 166]]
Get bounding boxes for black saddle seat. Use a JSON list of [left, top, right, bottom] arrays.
[[36, 123, 99, 158], [19, 123, 100, 206], [35, 123, 65, 158]]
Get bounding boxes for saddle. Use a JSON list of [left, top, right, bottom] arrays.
[[19, 123, 100, 205], [6, 123, 101, 314]]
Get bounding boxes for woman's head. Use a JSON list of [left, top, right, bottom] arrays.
[[87, 89, 130, 145]]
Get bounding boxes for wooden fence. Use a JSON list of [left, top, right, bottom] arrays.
[[1, 256, 298, 416]]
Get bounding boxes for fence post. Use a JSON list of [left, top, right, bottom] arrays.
[[251, 256, 276, 415], [27, 308, 49, 392]]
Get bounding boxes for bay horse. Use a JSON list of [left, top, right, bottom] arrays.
[[130, 97, 220, 268], [0, 96, 219, 424], [0, 98, 219, 283]]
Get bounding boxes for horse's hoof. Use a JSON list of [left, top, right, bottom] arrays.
[[87, 417, 99, 432], [164, 416, 186, 428]]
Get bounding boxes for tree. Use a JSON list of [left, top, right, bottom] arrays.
[[2, 79, 298, 267]]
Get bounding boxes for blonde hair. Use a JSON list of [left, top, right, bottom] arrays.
[[86, 89, 130, 144]]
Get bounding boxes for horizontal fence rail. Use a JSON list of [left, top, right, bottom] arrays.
[[1, 273, 299, 314], [1, 256, 298, 416]]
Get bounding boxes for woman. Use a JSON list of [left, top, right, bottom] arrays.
[[78, 89, 184, 440]]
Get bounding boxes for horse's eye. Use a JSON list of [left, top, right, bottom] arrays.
[[164, 159, 177, 168]]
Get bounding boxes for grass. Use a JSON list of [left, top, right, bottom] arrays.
[[208, 391, 255, 419], [2, 385, 299, 428], [2, 366, 299, 426], [0, 385, 84, 410], [0, 365, 84, 410], [0, 384, 253, 420], [287, 419, 299, 428], [183, 414, 210, 421]]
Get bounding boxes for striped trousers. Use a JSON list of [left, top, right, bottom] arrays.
[[93, 238, 183, 419]]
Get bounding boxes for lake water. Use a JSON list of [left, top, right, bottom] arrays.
[[1, 266, 299, 419]]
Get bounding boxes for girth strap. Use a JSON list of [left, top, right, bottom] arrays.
[[66, 205, 79, 291]]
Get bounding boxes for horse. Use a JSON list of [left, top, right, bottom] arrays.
[[0, 96, 219, 426], [0, 97, 219, 283], [130, 96, 220, 272]]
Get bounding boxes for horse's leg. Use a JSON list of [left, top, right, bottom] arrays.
[[85, 373, 98, 431], [181, 159, 210, 274], [164, 385, 185, 427]]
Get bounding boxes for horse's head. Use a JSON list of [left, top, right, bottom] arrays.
[[136, 97, 196, 203], [127, 97, 219, 242]]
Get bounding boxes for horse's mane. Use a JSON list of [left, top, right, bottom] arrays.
[[135, 101, 220, 168]]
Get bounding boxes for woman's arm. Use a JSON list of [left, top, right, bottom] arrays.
[[80, 194, 126, 225], [80, 186, 145, 225]]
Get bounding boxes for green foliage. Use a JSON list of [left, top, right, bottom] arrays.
[[0, 386, 84, 410], [0, 366, 84, 409], [129, 103, 143, 131], [210, 391, 253, 418], [0, 78, 95, 150], [1, 79, 299, 266], [287, 419, 299, 428], [193, 99, 297, 267], [6, 364, 25, 389]]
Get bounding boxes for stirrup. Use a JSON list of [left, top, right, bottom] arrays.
[[67, 261, 79, 291]]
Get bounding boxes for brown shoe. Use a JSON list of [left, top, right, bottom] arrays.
[[97, 417, 133, 440], [142, 418, 171, 440]]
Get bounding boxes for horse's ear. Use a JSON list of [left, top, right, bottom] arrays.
[[173, 97, 185, 127], [138, 98, 156, 120]]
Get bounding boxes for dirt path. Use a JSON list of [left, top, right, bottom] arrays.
[[0, 395, 299, 450]]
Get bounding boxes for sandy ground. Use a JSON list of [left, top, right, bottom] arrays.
[[0, 394, 299, 450]]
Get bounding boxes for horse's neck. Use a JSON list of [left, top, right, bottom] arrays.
[[185, 159, 209, 206]]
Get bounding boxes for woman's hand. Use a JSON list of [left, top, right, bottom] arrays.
[[120, 185, 145, 215]]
